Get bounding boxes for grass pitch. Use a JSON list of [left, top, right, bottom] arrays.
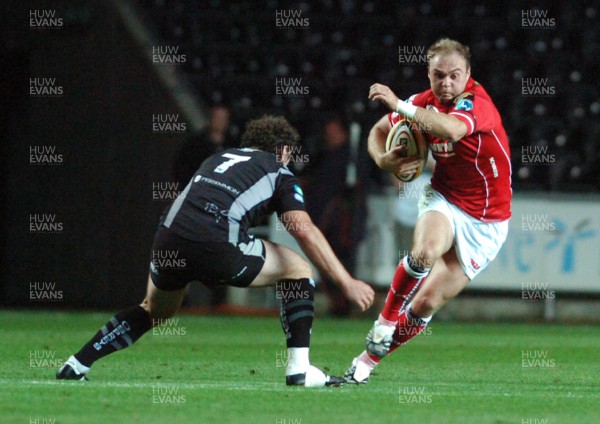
[[1, 310, 598, 423]]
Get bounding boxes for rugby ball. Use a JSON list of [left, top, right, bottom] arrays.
[[385, 119, 428, 182]]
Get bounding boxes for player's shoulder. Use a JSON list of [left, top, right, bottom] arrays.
[[225, 147, 274, 163], [238, 147, 295, 176], [408, 89, 435, 106], [226, 146, 262, 156], [467, 78, 494, 101], [452, 79, 496, 112]]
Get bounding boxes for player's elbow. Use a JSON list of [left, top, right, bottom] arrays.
[[368, 126, 387, 165], [291, 222, 322, 254], [447, 130, 465, 143], [289, 220, 316, 243], [367, 140, 379, 165], [446, 120, 468, 142], [282, 211, 315, 241]]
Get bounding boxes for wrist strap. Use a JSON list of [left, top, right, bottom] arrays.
[[396, 99, 417, 120]]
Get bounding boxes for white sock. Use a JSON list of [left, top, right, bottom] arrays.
[[285, 347, 310, 376], [357, 350, 379, 371], [68, 355, 90, 374], [377, 314, 396, 328]]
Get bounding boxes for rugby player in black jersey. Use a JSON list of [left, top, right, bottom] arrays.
[[57, 115, 374, 387]]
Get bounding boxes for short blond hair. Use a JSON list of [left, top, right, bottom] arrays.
[[427, 38, 471, 69]]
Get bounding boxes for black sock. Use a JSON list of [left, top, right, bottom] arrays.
[[74, 305, 153, 367], [277, 278, 315, 348]]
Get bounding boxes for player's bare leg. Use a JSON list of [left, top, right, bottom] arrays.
[[388, 248, 469, 351], [249, 240, 345, 387], [345, 211, 453, 383], [247, 240, 312, 288], [57, 276, 185, 380], [346, 247, 468, 384], [378, 210, 453, 322], [141, 275, 186, 320]]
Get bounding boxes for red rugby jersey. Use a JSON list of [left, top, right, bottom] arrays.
[[388, 78, 512, 221]]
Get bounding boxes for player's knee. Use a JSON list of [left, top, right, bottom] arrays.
[[411, 242, 442, 268], [140, 299, 150, 313], [140, 299, 177, 322], [411, 290, 443, 317], [288, 259, 313, 280]]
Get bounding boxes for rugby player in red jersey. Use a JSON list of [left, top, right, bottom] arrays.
[[345, 38, 512, 383]]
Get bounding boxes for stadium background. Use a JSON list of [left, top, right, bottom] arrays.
[[1, 1, 600, 423], [2, 0, 599, 316]]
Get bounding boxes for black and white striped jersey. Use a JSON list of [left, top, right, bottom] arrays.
[[161, 147, 305, 245]]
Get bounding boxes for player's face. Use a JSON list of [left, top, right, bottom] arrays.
[[427, 53, 471, 104]]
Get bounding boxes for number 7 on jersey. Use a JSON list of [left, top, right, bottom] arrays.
[[214, 153, 251, 174]]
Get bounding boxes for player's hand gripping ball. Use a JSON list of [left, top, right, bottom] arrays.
[[385, 119, 428, 182]]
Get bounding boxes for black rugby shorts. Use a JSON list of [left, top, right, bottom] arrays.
[[149, 225, 266, 291]]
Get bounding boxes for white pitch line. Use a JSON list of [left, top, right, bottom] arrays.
[[0, 379, 595, 399], [19, 379, 283, 391]]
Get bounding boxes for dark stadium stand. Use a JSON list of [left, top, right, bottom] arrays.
[[134, 0, 599, 191]]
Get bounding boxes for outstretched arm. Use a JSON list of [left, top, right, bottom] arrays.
[[369, 83, 468, 142], [282, 210, 374, 311]]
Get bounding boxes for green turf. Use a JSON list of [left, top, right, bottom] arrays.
[[1, 310, 598, 424]]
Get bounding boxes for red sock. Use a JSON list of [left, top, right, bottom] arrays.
[[380, 256, 428, 323], [388, 307, 431, 355]]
